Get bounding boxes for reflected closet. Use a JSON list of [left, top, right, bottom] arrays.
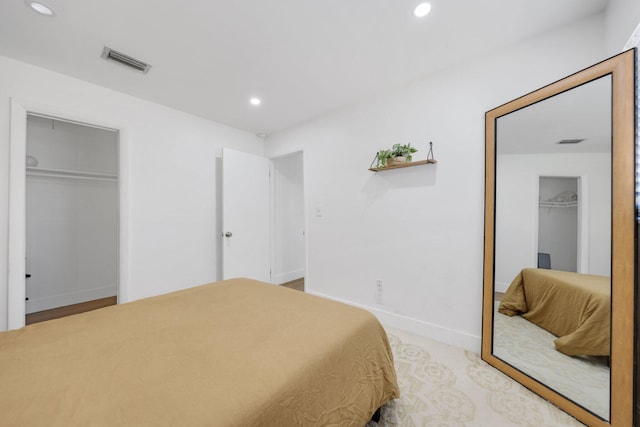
[[538, 176, 579, 272], [25, 115, 118, 324]]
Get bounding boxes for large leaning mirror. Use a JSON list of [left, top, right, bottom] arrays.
[[482, 48, 636, 427]]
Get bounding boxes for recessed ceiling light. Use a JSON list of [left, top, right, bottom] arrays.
[[250, 97, 261, 106], [26, 1, 55, 16], [414, 2, 431, 18]]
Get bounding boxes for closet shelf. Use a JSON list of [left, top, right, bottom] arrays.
[[368, 159, 437, 172], [26, 167, 117, 182], [539, 200, 578, 208]]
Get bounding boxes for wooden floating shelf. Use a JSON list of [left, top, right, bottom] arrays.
[[368, 159, 437, 172]]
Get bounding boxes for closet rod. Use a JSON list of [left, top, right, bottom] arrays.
[[26, 167, 117, 182]]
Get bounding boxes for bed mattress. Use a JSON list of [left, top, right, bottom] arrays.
[[0, 278, 399, 426], [498, 268, 610, 356]]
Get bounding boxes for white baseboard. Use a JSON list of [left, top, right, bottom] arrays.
[[495, 281, 510, 293], [26, 285, 117, 314], [274, 269, 304, 285], [307, 290, 481, 353]]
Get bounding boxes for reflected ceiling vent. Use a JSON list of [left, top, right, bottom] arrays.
[[101, 47, 152, 74], [556, 139, 585, 144]]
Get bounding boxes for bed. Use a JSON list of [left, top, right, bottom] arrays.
[[0, 278, 399, 426], [498, 268, 610, 356]]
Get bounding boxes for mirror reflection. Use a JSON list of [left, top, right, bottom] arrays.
[[493, 75, 612, 420]]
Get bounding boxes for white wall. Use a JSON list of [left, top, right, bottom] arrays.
[[26, 178, 118, 312], [25, 116, 118, 313], [495, 154, 611, 291], [272, 152, 305, 284], [605, 0, 640, 54], [0, 55, 264, 330], [264, 15, 608, 351]]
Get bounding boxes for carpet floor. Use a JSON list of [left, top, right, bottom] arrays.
[[368, 328, 585, 427], [493, 304, 609, 420]]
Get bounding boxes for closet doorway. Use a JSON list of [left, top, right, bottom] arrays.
[[271, 151, 305, 290], [537, 176, 579, 273], [24, 115, 119, 324]]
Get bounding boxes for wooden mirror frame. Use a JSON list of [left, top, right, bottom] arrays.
[[482, 48, 636, 427]]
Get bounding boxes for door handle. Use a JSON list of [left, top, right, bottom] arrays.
[[224, 232, 232, 238]]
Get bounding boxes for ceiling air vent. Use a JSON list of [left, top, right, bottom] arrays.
[[556, 139, 585, 144], [101, 47, 152, 74]]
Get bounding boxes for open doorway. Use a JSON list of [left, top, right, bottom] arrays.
[[538, 176, 579, 272], [271, 152, 305, 291], [24, 115, 119, 324]]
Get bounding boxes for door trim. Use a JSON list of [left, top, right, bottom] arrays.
[[8, 98, 130, 330]]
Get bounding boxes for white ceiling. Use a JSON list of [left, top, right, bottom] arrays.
[[497, 75, 612, 155], [0, 0, 609, 135]]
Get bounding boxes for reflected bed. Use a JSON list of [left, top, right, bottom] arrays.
[[0, 278, 399, 426], [498, 268, 610, 356]]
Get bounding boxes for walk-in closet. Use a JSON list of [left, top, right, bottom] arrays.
[[25, 115, 119, 324], [538, 176, 579, 273]]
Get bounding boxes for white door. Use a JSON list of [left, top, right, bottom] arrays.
[[222, 148, 271, 282]]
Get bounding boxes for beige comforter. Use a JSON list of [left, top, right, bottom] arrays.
[[0, 278, 399, 426], [498, 268, 610, 356]]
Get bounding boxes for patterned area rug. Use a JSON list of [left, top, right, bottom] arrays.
[[367, 328, 585, 427]]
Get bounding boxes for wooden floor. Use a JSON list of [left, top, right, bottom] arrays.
[[26, 280, 303, 325], [26, 296, 117, 325], [281, 277, 304, 292]]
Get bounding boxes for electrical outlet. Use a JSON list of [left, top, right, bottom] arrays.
[[375, 289, 383, 305], [376, 279, 383, 292]]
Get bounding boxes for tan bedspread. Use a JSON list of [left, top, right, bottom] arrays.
[[498, 268, 610, 356], [0, 278, 399, 426]]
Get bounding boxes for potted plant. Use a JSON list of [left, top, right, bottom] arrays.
[[374, 143, 418, 169], [387, 143, 417, 166], [375, 149, 394, 168]]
